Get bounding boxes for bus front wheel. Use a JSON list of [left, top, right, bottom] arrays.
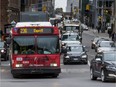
[[12, 74, 20, 78], [52, 74, 59, 78]]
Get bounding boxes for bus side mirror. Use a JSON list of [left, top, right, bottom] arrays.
[[6, 37, 11, 44]]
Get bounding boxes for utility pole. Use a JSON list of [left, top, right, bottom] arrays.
[[70, 3, 73, 19], [114, 0, 116, 33]]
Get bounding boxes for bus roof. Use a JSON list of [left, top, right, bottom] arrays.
[[64, 23, 80, 26], [15, 22, 52, 27]]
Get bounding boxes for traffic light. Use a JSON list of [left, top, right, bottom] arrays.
[[86, 4, 90, 11], [38, 0, 42, 11], [42, 5, 46, 12]]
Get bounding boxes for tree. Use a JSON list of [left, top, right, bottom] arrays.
[[55, 8, 63, 14]]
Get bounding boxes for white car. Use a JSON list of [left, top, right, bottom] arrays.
[[62, 41, 81, 46], [97, 47, 116, 53], [61, 32, 82, 42], [96, 41, 115, 53], [81, 24, 88, 30]]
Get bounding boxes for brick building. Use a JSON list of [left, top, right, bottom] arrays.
[[21, 0, 54, 13], [8, 0, 20, 23], [0, 0, 20, 32], [0, 0, 8, 31]]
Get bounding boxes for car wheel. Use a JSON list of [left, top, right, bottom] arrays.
[[4, 55, 8, 61], [91, 45, 94, 49], [12, 74, 20, 78], [101, 70, 107, 82], [63, 61, 68, 65], [90, 68, 97, 80], [91, 46, 93, 49], [52, 74, 58, 78], [63, 59, 68, 65], [84, 61, 88, 64]]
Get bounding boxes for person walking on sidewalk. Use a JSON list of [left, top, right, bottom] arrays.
[[107, 29, 112, 38], [112, 32, 116, 43], [97, 26, 101, 33], [97, 21, 101, 33]]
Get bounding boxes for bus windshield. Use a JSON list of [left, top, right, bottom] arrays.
[[13, 36, 35, 54], [13, 36, 60, 54], [64, 26, 79, 31], [37, 36, 60, 54]]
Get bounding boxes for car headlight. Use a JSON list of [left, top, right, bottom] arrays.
[[106, 65, 116, 70], [97, 49, 102, 53], [82, 55, 87, 58], [1, 49, 5, 53], [92, 42, 95, 45], [65, 56, 70, 58]]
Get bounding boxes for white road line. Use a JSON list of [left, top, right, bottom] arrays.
[[88, 60, 90, 67], [61, 68, 89, 73], [1, 63, 10, 67], [88, 54, 95, 57]]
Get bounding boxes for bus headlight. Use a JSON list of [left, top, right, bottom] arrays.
[[50, 63, 57, 67], [16, 57, 23, 61], [1, 49, 5, 53], [15, 64, 23, 68]]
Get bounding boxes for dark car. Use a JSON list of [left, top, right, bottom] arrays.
[[63, 44, 88, 64], [90, 51, 116, 82], [94, 38, 109, 52], [0, 41, 9, 61]]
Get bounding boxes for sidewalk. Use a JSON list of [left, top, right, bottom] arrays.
[[88, 27, 111, 40], [86, 28, 116, 45]]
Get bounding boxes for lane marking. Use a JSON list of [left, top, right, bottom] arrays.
[[88, 60, 90, 67]]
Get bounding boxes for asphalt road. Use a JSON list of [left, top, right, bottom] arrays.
[[0, 30, 115, 87]]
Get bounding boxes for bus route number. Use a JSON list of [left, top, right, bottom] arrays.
[[20, 28, 27, 34]]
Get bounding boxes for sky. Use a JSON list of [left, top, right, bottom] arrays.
[[54, 0, 67, 12]]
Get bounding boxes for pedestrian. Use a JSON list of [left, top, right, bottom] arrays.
[[97, 25, 100, 33], [92, 24, 94, 29], [111, 32, 115, 42], [97, 21, 101, 33], [107, 29, 112, 38], [113, 32, 116, 43]]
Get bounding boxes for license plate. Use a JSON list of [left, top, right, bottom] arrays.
[[74, 58, 78, 60]]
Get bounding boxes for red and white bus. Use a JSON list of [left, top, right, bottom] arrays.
[[8, 22, 61, 78]]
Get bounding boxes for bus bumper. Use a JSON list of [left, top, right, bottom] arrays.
[[11, 67, 61, 75]]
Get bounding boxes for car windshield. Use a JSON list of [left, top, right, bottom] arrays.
[[104, 53, 116, 61], [13, 36, 35, 54], [0, 42, 4, 48], [64, 26, 79, 31], [94, 38, 100, 42], [62, 35, 79, 41], [50, 20, 55, 25], [100, 42, 115, 47], [67, 46, 83, 52], [97, 39, 109, 44], [37, 36, 60, 54]]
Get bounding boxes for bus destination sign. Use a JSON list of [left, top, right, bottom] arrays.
[[19, 28, 53, 34]]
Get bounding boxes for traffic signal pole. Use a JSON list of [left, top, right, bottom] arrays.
[[114, 0, 116, 33]]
